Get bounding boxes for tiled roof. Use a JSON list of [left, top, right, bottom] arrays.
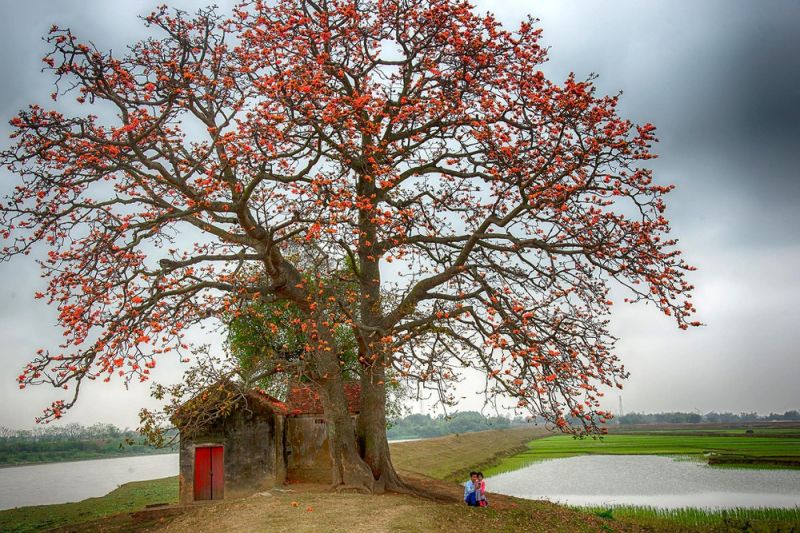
[[172, 382, 289, 428], [250, 389, 290, 416], [286, 382, 361, 416], [173, 381, 360, 429]]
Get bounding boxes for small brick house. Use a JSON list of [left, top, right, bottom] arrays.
[[177, 382, 360, 504]]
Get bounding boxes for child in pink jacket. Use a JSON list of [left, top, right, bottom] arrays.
[[476, 472, 488, 507]]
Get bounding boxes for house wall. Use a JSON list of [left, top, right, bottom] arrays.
[[285, 415, 330, 483], [179, 409, 286, 504], [285, 415, 358, 483]]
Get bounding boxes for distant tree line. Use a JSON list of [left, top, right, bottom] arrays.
[[0, 422, 129, 441], [387, 408, 800, 438], [0, 423, 176, 466], [387, 412, 511, 439], [617, 410, 800, 425]]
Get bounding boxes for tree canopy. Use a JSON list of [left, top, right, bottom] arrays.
[[1, 0, 697, 492]]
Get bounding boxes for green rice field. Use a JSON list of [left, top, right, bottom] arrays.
[[485, 432, 800, 476], [584, 505, 800, 530]]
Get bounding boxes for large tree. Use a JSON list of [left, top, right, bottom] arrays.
[[1, 0, 698, 493]]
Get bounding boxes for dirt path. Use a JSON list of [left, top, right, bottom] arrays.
[[148, 474, 648, 533]]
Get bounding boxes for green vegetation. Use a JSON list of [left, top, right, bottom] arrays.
[[0, 423, 176, 466], [391, 426, 549, 481], [584, 505, 800, 531], [617, 409, 800, 425], [484, 433, 800, 476], [387, 412, 512, 440], [0, 476, 177, 533], [616, 427, 800, 436], [227, 297, 360, 395]]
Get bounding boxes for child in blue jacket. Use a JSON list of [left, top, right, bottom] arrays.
[[464, 471, 479, 506]]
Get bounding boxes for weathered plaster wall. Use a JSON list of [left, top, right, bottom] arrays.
[[178, 408, 286, 504], [285, 415, 358, 483], [286, 416, 330, 483]]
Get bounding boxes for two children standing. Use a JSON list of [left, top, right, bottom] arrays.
[[464, 471, 488, 507]]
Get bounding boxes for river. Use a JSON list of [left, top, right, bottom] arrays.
[[0, 454, 178, 511], [485, 455, 800, 509]]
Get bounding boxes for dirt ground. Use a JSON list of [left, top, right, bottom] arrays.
[[60, 471, 647, 533]]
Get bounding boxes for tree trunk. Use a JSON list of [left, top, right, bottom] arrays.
[[356, 343, 406, 492], [316, 369, 375, 493], [351, 166, 406, 492], [307, 323, 375, 493]]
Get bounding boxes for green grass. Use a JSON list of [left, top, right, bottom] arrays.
[[0, 476, 178, 532], [583, 505, 800, 530], [484, 433, 800, 476], [709, 462, 800, 470], [391, 426, 550, 481]]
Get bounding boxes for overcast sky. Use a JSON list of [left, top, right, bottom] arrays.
[[0, 1, 798, 429]]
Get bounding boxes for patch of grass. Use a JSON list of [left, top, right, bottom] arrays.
[[527, 434, 800, 456], [709, 462, 800, 470], [0, 476, 178, 533], [583, 505, 800, 530], [484, 433, 800, 475]]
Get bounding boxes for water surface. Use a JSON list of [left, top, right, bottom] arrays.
[[485, 455, 800, 509], [0, 453, 178, 510]]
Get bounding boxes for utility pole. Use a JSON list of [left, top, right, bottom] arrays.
[[619, 395, 624, 417]]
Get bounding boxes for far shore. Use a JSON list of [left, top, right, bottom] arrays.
[[0, 433, 461, 469], [0, 435, 424, 470], [0, 448, 177, 470]]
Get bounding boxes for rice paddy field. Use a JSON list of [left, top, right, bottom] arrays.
[[585, 505, 800, 530], [484, 431, 800, 476]]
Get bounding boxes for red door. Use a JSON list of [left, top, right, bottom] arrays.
[[210, 446, 224, 499], [194, 446, 224, 500]]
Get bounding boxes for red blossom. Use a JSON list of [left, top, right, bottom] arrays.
[[0, 1, 697, 437]]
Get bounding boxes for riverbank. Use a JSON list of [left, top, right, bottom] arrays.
[[0, 448, 176, 469], [0, 453, 178, 512], [0, 476, 178, 532], [390, 425, 551, 482]]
